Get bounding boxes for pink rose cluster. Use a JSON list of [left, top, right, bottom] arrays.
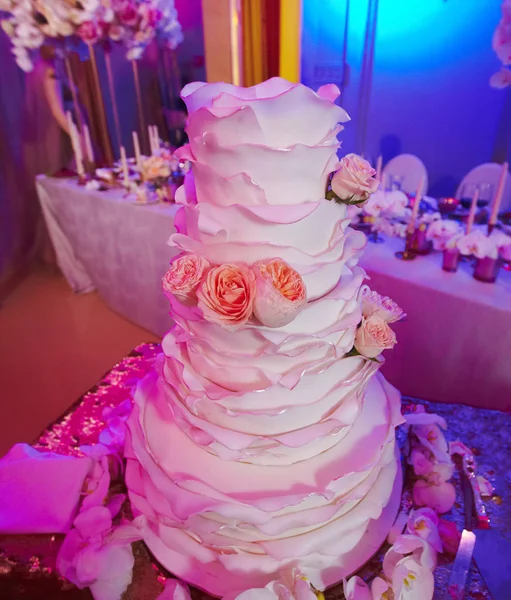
[[406, 407, 456, 515], [329, 153, 380, 205], [162, 253, 307, 329], [353, 286, 405, 359]]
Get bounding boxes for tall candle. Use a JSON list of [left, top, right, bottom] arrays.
[[148, 126, 155, 155], [153, 125, 159, 151], [465, 188, 479, 234], [83, 124, 94, 164], [66, 111, 79, 167], [489, 161, 508, 225], [120, 146, 129, 184], [72, 123, 85, 177], [408, 176, 424, 232], [133, 131, 142, 170], [375, 155, 382, 183]]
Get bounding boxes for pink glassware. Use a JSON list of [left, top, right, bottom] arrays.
[[410, 225, 432, 255], [442, 248, 460, 272], [473, 257, 501, 283]]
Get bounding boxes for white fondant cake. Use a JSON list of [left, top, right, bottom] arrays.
[[125, 78, 404, 597]]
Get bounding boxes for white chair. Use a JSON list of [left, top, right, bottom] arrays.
[[381, 154, 428, 195], [455, 163, 511, 214]]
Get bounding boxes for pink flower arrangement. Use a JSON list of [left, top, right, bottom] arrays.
[[406, 408, 456, 515], [252, 259, 307, 327], [330, 153, 380, 204], [361, 286, 406, 323], [115, 1, 139, 27], [164, 254, 308, 328], [457, 230, 499, 259], [162, 254, 210, 304], [76, 20, 103, 44], [197, 264, 256, 327], [141, 155, 171, 182], [425, 219, 462, 251], [354, 315, 397, 359]]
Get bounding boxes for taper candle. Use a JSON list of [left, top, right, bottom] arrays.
[[133, 131, 142, 171], [66, 111, 78, 166], [83, 124, 94, 164], [489, 162, 508, 226], [72, 123, 85, 177], [148, 126, 155, 155], [465, 188, 479, 234], [408, 176, 424, 232], [153, 125, 159, 151], [120, 146, 129, 184]]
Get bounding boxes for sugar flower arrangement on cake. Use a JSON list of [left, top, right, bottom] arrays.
[[163, 254, 307, 328]]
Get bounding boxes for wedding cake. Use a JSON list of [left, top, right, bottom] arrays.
[[125, 78, 404, 598]]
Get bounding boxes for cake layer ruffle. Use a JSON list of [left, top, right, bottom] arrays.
[[125, 370, 402, 596], [170, 201, 366, 302], [159, 350, 381, 464], [164, 267, 364, 393]]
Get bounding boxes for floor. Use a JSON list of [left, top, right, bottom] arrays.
[[0, 267, 160, 456]]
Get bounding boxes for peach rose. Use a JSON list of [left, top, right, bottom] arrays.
[[354, 315, 396, 359], [331, 153, 379, 204], [413, 480, 456, 514], [197, 263, 255, 326], [252, 259, 307, 328], [162, 254, 210, 303]]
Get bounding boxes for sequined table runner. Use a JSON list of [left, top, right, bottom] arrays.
[[1, 343, 508, 599]]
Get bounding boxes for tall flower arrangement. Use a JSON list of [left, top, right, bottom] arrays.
[[0, 0, 182, 71], [490, 0, 511, 88]]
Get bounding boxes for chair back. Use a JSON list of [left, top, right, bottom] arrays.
[[381, 154, 428, 195], [456, 163, 511, 213]]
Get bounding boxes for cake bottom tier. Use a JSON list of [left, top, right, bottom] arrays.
[[125, 370, 403, 598]]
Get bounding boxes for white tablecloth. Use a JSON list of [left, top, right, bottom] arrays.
[[37, 176, 511, 410], [36, 176, 179, 337], [360, 237, 511, 411]]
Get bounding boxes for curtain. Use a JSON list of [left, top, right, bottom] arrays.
[[70, 51, 114, 165], [0, 32, 37, 295]]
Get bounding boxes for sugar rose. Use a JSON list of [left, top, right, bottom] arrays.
[[162, 254, 210, 304], [252, 259, 307, 328], [197, 264, 255, 327], [354, 315, 396, 359], [361, 286, 405, 323], [331, 153, 379, 204]]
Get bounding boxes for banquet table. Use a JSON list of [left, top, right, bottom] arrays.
[[360, 237, 511, 412], [0, 343, 508, 600], [37, 175, 511, 411], [36, 175, 179, 337]]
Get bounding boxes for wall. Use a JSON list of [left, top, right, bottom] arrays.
[[302, 0, 511, 197]]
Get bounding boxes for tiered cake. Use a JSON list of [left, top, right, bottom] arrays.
[[125, 78, 403, 598]]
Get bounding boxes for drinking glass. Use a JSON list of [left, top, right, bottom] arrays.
[[460, 182, 493, 209]]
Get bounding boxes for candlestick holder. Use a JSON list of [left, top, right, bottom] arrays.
[[395, 229, 417, 260], [77, 172, 90, 186], [473, 257, 501, 283], [442, 248, 460, 272], [368, 230, 385, 244]]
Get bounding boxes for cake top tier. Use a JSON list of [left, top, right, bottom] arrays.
[[177, 78, 350, 207]]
